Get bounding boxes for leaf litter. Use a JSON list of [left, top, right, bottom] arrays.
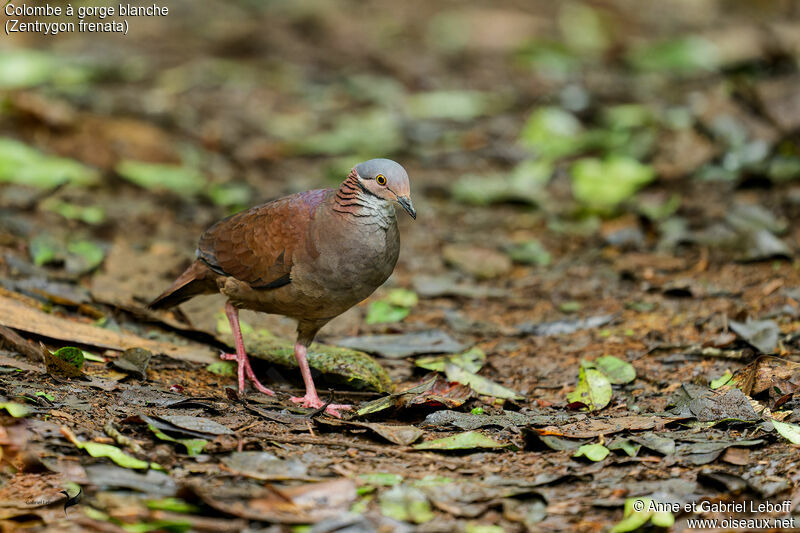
[[2, 1, 800, 531]]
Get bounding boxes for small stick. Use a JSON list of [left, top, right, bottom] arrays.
[[103, 420, 145, 455]]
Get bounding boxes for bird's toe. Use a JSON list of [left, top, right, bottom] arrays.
[[290, 395, 352, 418]]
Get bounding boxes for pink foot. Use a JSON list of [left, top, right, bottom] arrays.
[[290, 394, 352, 418], [221, 302, 274, 396], [220, 351, 275, 396]]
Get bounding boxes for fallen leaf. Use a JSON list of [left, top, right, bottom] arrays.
[[536, 415, 681, 439], [573, 443, 610, 461], [627, 36, 719, 73], [379, 484, 434, 524], [359, 472, 403, 486], [516, 314, 615, 336], [192, 478, 356, 524], [570, 156, 655, 213], [111, 348, 152, 379], [610, 498, 675, 533], [148, 424, 207, 456], [444, 362, 524, 400], [61, 426, 157, 470], [519, 107, 585, 160], [416, 347, 486, 373], [567, 367, 612, 411], [585, 355, 636, 385], [729, 319, 779, 353], [607, 438, 641, 457], [406, 90, 507, 121], [116, 160, 207, 196], [771, 419, 800, 444], [155, 415, 234, 436], [357, 376, 438, 416], [730, 355, 800, 396], [0, 295, 216, 363], [0, 137, 98, 188], [43, 346, 85, 379], [365, 300, 410, 325], [221, 452, 308, 480], [86, 464, 176, 496], [629, 433, 676, 455], [0, 402, 31, 418], [413, 431, 514, 451]]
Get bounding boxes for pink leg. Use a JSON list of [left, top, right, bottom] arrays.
[[221, 302, 274, 396], [289, 343, 351, 417]]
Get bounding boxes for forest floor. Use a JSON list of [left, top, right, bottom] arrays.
[[1, 1, 800, 532]]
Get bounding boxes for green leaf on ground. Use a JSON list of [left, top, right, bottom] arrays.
[[506, 240, 552, 266], [0, 49, 91, 89], [145, 498, 201, 514], [366, 301, 411, 325], [464, 524, 506, 533], [519, 107, 584, 160], [0, 138, 98, 188], [30, 235, 60, 266], [35, 391, 55, 402], [559, 301, 582, 313], [772, 419, 800, 445], [451, 159, 552, 206], [366, 289, 418, 325], [63, 426, 156, 470], [627, 36, 719, 74], [359, 473, 404, 487], [710, 370, 733, 389], [444, 363, 524, 400], [587, 355, 637, 385], [379, 485, 434, 524], [42, 201, 106, 225], [573, 443, 610, 461], [53, 347, 85, 369], [0, 402, 31, 417], [517, 42, 581, 80], [385, 288, 419, 308], [416, 347, 486, 373], [570, 156, 655, 213], [413, 431, 514, 451], [148, 424, 208, 456], [607, 439, 641, 457], [206, 182, 251, 208], [79, 443, 152, 469], [406, 90, 507, 121], [295, 109, 402, 156], [66, 240, 106, 273], [206, 361, 236, 376], [567, 367, 612, 411], [611, 498, 675, 533], [116, 160, 207, 196]]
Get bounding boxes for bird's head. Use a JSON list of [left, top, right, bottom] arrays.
[[353, 159, 416, 219]]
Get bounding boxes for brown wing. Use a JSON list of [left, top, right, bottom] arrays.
[[196, 189, 329, 288]]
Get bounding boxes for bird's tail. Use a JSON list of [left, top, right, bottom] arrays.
[[148, 260, 216, 310]]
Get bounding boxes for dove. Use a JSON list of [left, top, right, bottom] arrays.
[[150, 159, 415, 416]]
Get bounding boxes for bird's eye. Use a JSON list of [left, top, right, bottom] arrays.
[[376, 174, 387, 186]]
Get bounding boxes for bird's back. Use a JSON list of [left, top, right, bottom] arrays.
[[197, 188, 331, 290]]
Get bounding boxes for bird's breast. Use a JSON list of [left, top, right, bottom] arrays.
[[292, 214, 400, 309]]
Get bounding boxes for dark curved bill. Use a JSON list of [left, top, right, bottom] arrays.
[[397, 196, 416, 219]]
